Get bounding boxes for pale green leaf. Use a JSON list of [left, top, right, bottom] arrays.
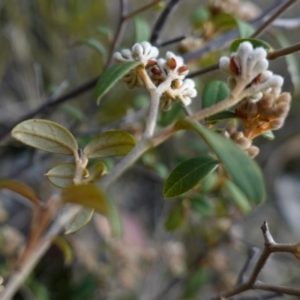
[[235, 18, 255, 38], [61, 184, 110, 215], [202, 81, 230, 109], [45, 164, 89, 189], [206, 110, 236, 123], [59, 105, 86, 122], [191, 196, 214, 216], [177, 119, 265, 204], [52, 236, 74, 265], [79, 38, 107, 56], [87, 162, 107, 182], [83, 130, 136, 158], [192, 7, 210, 27], [223, 180, 252, 213], [64, 207, 94, 234], [230, 38, 272, 53], [164, 204, 184, 231], [274, 33, 300, 95], [261, 130, 275, 140], [134, 16, 150, 43], [0, 179, 40, 207], [12, 119, 78, 155], [95, 61, 141, 104], [163, 156, 219, 198]]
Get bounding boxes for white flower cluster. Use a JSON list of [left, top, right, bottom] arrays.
[[219, 42, 283, 101], [113, 41, 197, 109]]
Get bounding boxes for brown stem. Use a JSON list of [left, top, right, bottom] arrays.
[[250, 0, 298, 38], [268, 42, 300, 60], [124, 0, 160, 20]]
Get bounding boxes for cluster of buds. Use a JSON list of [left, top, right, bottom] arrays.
[[113, 41, 197, 110], [219, 41, 291, 157], [223, 124, 260, 158]]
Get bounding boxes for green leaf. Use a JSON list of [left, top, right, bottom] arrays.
[[0, 180, 40, 207], [61, 184, 110, 215], [223, 180, 252, 213], [96, 26, 113, 39], [107, 202, 123, 237], [192, 7, 210, 27], [64, 207, 94, 234], [202, 80, 230, 109], [95, 61, 141, 104], [163, 156, 219, 198], [274, 33, 300, 95], [235, 18, 255, 38], [79, 38, 107, 56], [191, 196, 214, 217], [261, 130, 275, 140], [86, 162, 107, 182], [83, 130, 136, 158], [134, 16, 150, 43], [183, 268, 208, 299], [45, 164, 89, 189], [212, 13, 254, 38], [53, 236, 74, 265], [164, 204, 184, 231], [177, 119, 265, 204], [199, 172, 218, 193], [230, 38, 272, 53], [206, 110, 236, 123], [12, 119, 78, 156], [59, 105, 86, 122]]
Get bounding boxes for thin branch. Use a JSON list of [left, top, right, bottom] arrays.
[[268, 42, 300, 60], [150, 0, 182, 45], [124, 0, 160, 20], [188, 63, 219, 78], [250, 0, 298, 38], [212, 221, 300, 300]]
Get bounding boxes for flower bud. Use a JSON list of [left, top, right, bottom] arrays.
[[246, 146, 260, 158]]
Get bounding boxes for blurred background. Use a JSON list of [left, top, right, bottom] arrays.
[[1, 0, 300, 299]]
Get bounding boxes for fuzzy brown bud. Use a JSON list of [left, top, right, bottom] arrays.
[[146, 60, 157, 67], [236, 137, 252, 150], [270, 118, 284, 130], [178, 65, 189, 74], [246, 146, 260, 158], [169, 57, 177, 70], [229, 56, 241, 76], [151, 67, 162, 76]]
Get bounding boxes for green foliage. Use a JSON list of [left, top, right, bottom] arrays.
[[45, 164, 89, 188], [202, 80, 230, 109], [53, 236, 74, 265], [176, 119, 265, 204], [192, 7, 210, 27], [183, 268, 208, 299], [78, 38, 107, 57], [12, 119, 78, 156], [206, 111, 237, 123], [134, 16, 151, 43], [83, 130, 136, 158], [164, 203, 184, 231], [191, 196, 214, 217], [64, 207, 95, 234], [0, 179, 40, 206], [61, 184, 110, 215], [95, 61, 141, 104], [163, 156, 219, 198], [230, 38, 272, 53]]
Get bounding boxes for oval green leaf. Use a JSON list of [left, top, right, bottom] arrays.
[[261, 130, 275, 140], [202, 80, 230, 109], [79, 38, 107, 56], [230, 38, 272, 53], [163, 156, 219, 198], [0, 179, 40, 207], [45, 164, 89, 189], [223, 180, 252, 213], [61, 184, 110, 215], [83, 130, 136, 158], [52, 236, 74, 265], [95, 61, 141, 104], [12, 119, 78, 155], [134, 16, 150, 43], [206, 110, 237, 123], [87, 162, 107, 183], [64, 207, 94, 234], [164, 204, 184, 231], [177, 119, 265, 204], [191, 196, 214, 217]]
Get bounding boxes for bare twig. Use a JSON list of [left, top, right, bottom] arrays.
[[212, 221, 300, 300], [250, 0, 298, 38], [150, 0, 182, 45], [124, 0, 161, 20]]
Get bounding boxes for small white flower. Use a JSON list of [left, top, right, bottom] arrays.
[[113, 41, 159, 66], [150, 51, 189, 82], [175, 79, 197, 106], [219, 42, 269, 85]]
